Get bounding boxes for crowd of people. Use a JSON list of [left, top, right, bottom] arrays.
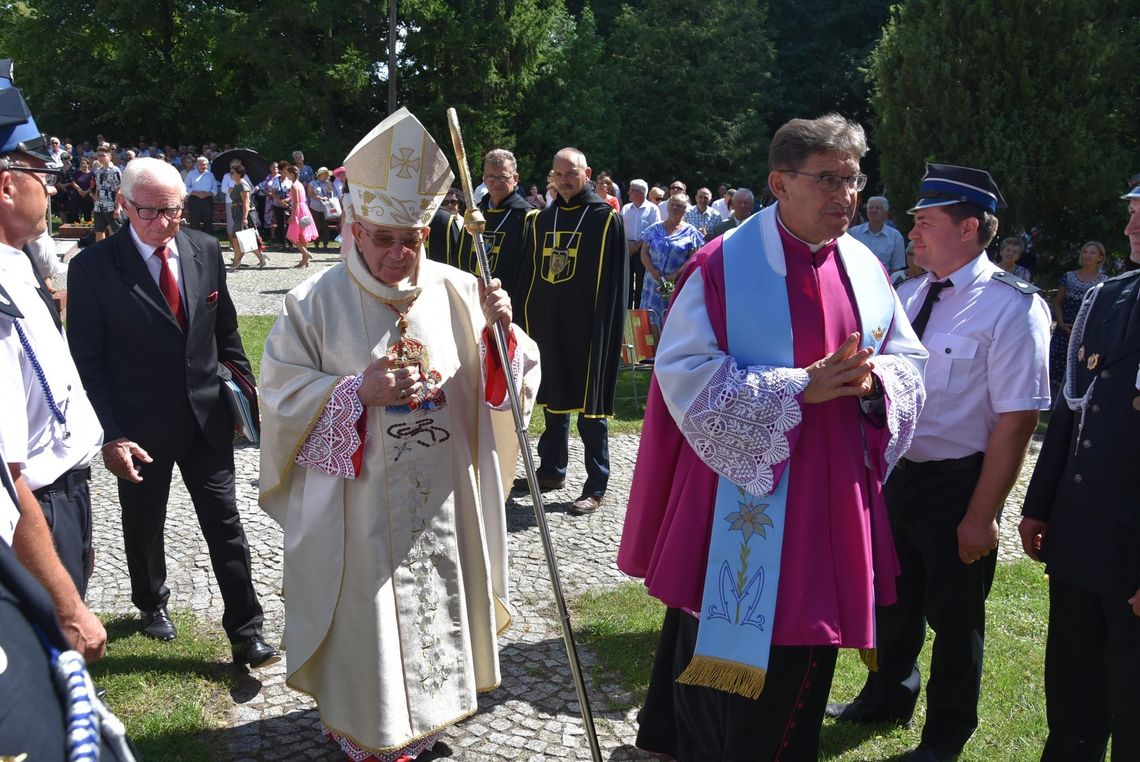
[[4, 55, 1140, 762]]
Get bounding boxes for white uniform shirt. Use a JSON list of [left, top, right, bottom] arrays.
[[898, 252, 1051, 462], [0, 244, 103, 490]]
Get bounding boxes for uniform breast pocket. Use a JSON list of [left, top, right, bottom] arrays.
[[923, 333, 978, 394]]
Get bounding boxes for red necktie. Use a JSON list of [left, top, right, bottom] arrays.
[[155, 245, 187, 330]]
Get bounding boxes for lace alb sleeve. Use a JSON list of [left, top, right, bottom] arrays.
[[873, 354, 925, 467], [679, 356, 809, 497], [295, 374, 367, 479]]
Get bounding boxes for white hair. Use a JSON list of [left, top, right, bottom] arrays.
[[629, 179, 648, 193], [120, 157, 186, 201], [867, 195, 889, 211]]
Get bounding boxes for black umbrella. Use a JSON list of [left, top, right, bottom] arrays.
[[211, 148, 270, 185]]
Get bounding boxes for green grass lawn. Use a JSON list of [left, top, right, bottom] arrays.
[[576, 559, 1054, 761], [89, 612, 234, 761], [238, 315, 650, 435]]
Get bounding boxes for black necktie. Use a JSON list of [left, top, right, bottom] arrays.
[[911, 279, 952, 339]]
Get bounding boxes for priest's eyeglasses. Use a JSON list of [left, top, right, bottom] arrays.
[[779, 170, 868, 193], [364, 232, 423, 251], [127, 199, 184, 220]]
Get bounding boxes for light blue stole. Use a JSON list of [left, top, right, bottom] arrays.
[[677, 205, 895, 698]]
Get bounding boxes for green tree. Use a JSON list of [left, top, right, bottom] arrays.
[[604, 0, 776, 192], [868, 0, 1139, 275]]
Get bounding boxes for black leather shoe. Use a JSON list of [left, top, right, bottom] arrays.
[[140, 607, 177, 641], [231, 636, 281, 669], [825, 699, 911, 726], [511, 474, 565, 493]]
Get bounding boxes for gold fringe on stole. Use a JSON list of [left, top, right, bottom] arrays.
[[859, 647, 878, 672], [676, 655, 767, 700]]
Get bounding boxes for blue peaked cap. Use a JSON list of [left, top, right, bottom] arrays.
[[1123, 173, 1140, 200], [0, 60, 51, 162], [908, 163, 1007, 215]]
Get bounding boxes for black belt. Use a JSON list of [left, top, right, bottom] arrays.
[[895, 452, 984, 474], [32, 467, 91, 498]]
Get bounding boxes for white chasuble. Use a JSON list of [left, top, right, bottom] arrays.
[[259, 251, 538, 752]]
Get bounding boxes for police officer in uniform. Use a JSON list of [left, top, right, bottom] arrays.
[[1018, 182, 1140, 761], [828, 164, 1052, 761], [0, 444, 137, 759], [0, 60, 107, 663]]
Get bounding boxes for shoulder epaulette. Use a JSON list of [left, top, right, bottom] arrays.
[[991, 270, 1041, 295], [0, 282, 24, 319]]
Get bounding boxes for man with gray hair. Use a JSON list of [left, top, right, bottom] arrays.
[[67, 157, 278, 668], [621, 178, 661, 307], [684, 187, 721, 239], [707, 187, 756, 238], [850, 195, 906, 272], [619, 113, 926, 760], [455, 147, 536, 299]]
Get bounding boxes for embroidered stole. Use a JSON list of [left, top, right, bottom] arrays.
[[678, 206, 894, 699]]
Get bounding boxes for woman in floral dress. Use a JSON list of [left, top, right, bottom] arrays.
[[638, 193, 705, 326], [1049, 240, 1107, 391]]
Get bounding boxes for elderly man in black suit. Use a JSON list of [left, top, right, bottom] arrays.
[[67, 157, 277, 669], [1019, 182, 1140, 761]]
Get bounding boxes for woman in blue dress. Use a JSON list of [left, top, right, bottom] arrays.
[[1049, 240, 1108, 392], [639, 193, 705, 326]]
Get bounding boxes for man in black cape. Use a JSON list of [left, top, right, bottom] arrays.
[[516, 147, 627, 515], [456, 148, 537, 300]]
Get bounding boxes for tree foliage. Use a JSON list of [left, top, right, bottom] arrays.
[[868, 0, 1139, 273]]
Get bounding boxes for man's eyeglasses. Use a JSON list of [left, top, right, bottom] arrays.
[[441, 198, 460, 207], [128, 199, 184, 220], [779, 170, 868, 193], [482, 174, 513, 184], [363, 231, 423, 251], [669, 185, 684, 191], [4, 164, 62, 182]]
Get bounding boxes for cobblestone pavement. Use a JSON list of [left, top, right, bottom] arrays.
[[81, 250, 1042, 760]]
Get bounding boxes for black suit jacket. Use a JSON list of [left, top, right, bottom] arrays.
[[66, 226, 251, 463], [1022, 269, 1140, 598]]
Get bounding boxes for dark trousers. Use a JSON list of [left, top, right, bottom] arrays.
[[628, 248, 645, 308], [272, 205, 288, 245], [33, 468, 93, 598], [186, 196, 214, 234], [117, 429, 263, 642], [855, 455, 992, 751], [536, 409, 609, 498], [638, 607, 838, 761], [1041, 576, 1140, 761], [312, 210, 328, 248]]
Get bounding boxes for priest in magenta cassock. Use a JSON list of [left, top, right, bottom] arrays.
[[258, 108, 540, 761], [618, 113, 927, 761]]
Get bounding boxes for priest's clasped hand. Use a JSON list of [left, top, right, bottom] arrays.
[[803, 332, 876, 404], [478, 277, 512, 331], [358, 355, 422, 407]]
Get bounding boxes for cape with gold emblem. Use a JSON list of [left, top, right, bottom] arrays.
[[518, 183, 627, 415], [456, 191, 537, 300], [258, 107, 540, 758]]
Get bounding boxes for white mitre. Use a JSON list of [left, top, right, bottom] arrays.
[[343, 107, 454, 229]]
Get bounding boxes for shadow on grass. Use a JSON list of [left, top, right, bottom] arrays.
[[90, 614, 239, 762]]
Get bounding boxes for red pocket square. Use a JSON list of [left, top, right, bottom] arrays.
[[207, 290, 219, 303]]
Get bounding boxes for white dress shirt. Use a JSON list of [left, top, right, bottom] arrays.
[[621, 200, 662, 244], [898, 253, 1051, 462], [129, 226, 186, 303], [0, 244, 103, 490]]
